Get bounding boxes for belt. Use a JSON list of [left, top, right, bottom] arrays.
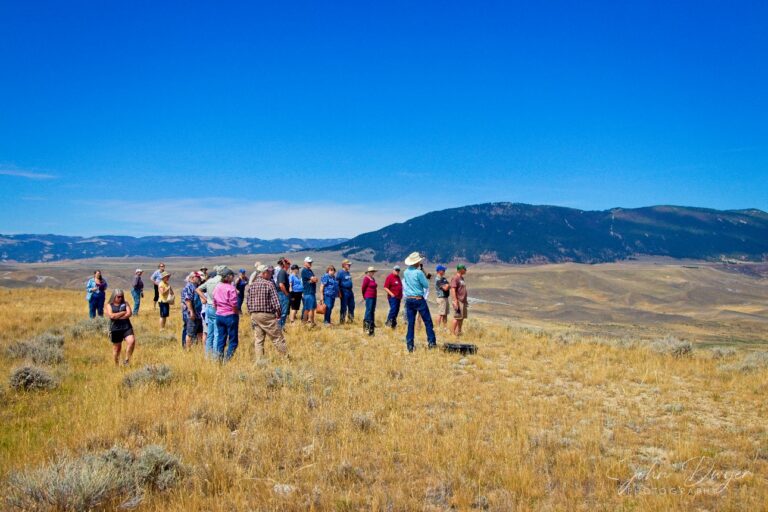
[[406, 296, 424, 299]]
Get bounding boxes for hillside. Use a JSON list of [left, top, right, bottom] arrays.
[[1, 288, 767, 510], [0, 235, 347, 263], [326, 203, 768, 264]]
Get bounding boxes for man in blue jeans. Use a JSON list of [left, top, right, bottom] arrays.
[[275, 257, 291, 328], [402, 252, 437, 352], [336, 259, 355, 323], [301, 256, 318, 326]]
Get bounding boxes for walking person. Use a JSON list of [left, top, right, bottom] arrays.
[[336, 259, 355, 323], [361, 266, 378, 336], [383, 265, 403, 329], [131, 269, 144, 316], [104, 289, 136, 366], [197, 266, 223, 357], [402, 252, 437, 352], [246, 264, 289, 358], [450, 264, 469, 337], [182, 272, 204, 350], [301, 257, 318, 326], [86, 270, 108, 318], [434, 265, 450, 329], [150, 263, 165, 309], [275, 258, 291, 328], [288, 264, 303, 324], [320, 265, 339, 325], [157, 271, 174, 330], [213, 268, 240, 361]]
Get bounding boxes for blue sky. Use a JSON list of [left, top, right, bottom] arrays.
[[1, 1, 766, 238]]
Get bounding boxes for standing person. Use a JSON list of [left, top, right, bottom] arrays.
[[197, 266, 223, 357], [157, 271, 174, 330], [131, 269, 144, 316], [450, 264, 469, 337], [150, 263, 165, 309], [275, 258, 291, 328], [320, 265, 339, 325], [246, 264, 288, 358], [288, 264, 303, 324], [434, 265, 450, 329], [86, 270, 108, 318], [336, 259, 355, 323], [383, 265, 403, 329], [104, 289, 136, 366], [402, 252, 437, 352], [235, 269, 248, 313], [361, 266, 378, 336], [213, 269, 240, 361], [182, 272, 204, 350], [301, 257, 318, 326]]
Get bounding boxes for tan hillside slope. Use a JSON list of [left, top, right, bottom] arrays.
[[1, 288, 767, 511]]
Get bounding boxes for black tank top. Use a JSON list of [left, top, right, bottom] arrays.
[[109, 304, 132, 331]]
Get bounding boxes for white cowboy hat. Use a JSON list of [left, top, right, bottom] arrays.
[[404, 252, 424, 266], [366, 266, 377, 272]]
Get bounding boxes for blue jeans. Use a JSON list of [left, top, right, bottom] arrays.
[[405, 297, 436, 352], [278, 292, 289, 328], [339, 289, 355, 322], [181, 313, 187, 348], [88, 294, 105, 318], [205, 305, 218, 357], [364, 297, 376, 326], [386, 297, 401, 327], [323, 295, 336, 324], [216, 314, 239, 361], [131, 289, 142, 314]]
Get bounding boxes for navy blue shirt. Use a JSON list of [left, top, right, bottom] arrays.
[[301, 267, 316, 295], [336, 269, 353, 290]]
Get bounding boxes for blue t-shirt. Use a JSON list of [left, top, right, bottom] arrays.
[[301, 267, 316, 295], [321, 273, 339, 297], [336, 269, 353, 290], [289, 274, 303, 293]]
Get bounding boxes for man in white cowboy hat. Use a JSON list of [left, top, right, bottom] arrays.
[[336, 259, 355, 323], [402, 252, 437, 352], [246, 263, 288, 358]]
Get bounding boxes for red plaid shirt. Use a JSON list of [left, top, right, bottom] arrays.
[[245, 277, 280, 315]]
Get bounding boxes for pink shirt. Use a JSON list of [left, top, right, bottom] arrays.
[[213, 282, 239, 316]]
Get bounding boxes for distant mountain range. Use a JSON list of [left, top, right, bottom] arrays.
[[325, 203, 768, 264], [0, 235, 347, 263]]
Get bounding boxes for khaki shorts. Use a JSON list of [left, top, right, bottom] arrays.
[[453, 301, 468, 319], [436, 297, 449, 316]]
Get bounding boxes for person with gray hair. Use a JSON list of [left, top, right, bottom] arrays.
[[246, 263, 288, 358], [105, 289, 136, 366]]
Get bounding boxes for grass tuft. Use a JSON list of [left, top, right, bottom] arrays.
[[121, 364, 173, 389], [720, 351, 768, 373], [650, 335, 693, 357]]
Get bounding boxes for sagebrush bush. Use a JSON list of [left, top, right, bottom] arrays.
[[4, 332, 65, 365], [9, 366, 58, 391], [4, 445, 184, 511], [69, 317, 109, 339], [650, 335, 693, 357], [719, 351, 768, 373], [122, 364, 173, 388]]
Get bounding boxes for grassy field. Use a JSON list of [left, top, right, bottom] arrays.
[[1, 286, 767, 510]]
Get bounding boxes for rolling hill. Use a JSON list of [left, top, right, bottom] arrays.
[[0, 235, 347, 263], [325, 203, 768, 264]]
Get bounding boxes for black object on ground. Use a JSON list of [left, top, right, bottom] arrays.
[[442, 343, 478, 355]]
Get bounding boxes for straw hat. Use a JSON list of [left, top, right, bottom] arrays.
[[366, 266, 377, 273], [404, 252, 424, 266]]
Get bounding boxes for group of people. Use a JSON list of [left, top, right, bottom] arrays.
[[85, 250, 471, 363]]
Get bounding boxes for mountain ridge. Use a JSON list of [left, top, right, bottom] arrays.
[[324, 203, 768, 264]]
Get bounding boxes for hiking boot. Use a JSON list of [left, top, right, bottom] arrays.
[[368, 323, 375, 336]]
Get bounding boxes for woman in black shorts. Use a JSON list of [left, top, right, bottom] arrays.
[[105, 289, 136, 366]]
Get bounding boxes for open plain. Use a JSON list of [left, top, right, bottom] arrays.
[[1, 257, 767, 510]]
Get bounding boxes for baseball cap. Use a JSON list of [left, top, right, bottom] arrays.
[[135, 268, 142, 273], [304, 256, 313, 263], [436, 265, 447, 272], [239, 268, 246, 273], [457, 264, 467, 271], [393, 265, 401, 270]]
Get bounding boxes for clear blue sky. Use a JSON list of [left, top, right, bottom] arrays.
[[1, 1, 766, 238]]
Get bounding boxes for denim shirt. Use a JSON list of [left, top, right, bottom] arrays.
[[321, 273, 339, 298], [336, 269, 353, 290], [403, 267, 429, 297]]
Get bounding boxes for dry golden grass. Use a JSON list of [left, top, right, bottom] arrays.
[[1, 287, 767, 511]]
